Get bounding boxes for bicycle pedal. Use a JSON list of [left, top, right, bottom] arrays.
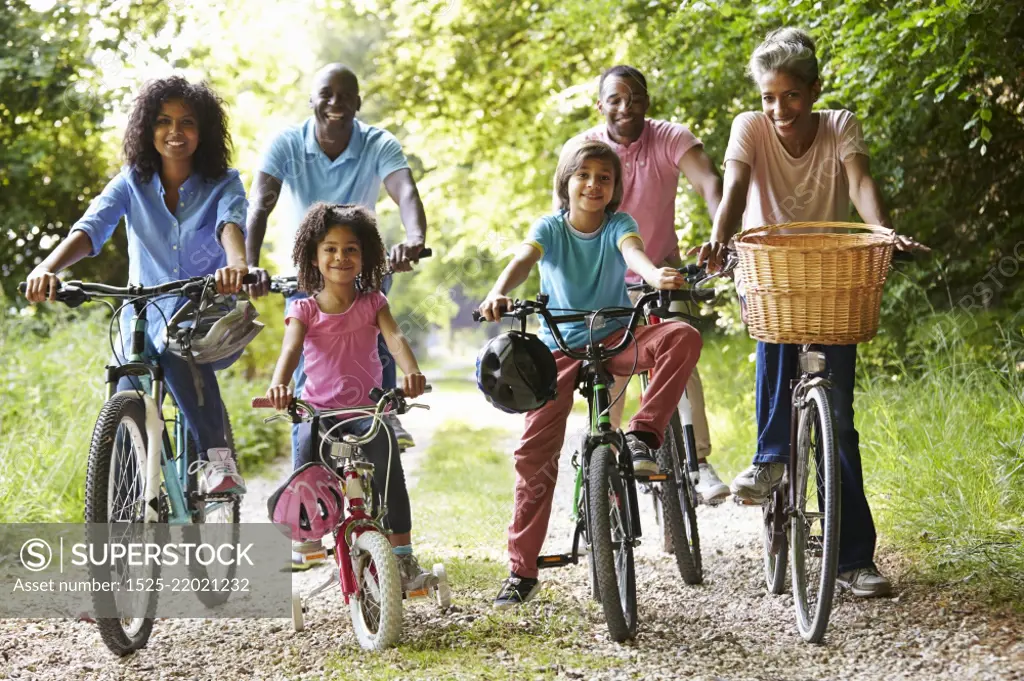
[[537, 553, 575, 569], [403, 587, 430, 599], [732, 496, 766, 507]]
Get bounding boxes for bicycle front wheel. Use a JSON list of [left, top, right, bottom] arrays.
[[84, 392, 156, 656], [349, 531, 403, 650], [588, 445, 637, 642], [655, 413, 702, 584], [790, 385, 840, 643]]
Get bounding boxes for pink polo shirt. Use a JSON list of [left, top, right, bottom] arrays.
[[570, 118, 702, 282], [286, 292, 388, 410]]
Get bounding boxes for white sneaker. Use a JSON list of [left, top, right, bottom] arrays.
[[729, 462, 784, 504], [292, 539, 328, 571], [837, 566, 893, 598], [200, 448, 246, 494], [694, 462, 730, 504]]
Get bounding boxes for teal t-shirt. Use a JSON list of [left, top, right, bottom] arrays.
[[525, 211, 641, 352]]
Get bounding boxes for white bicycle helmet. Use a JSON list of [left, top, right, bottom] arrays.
[[165, 294, 264, 364]]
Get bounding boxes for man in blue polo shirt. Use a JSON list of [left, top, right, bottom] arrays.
[[245, 63, 428, 450]]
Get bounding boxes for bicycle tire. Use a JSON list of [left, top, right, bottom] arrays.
[[791, 385, 840, 643], [349, 531, 403, 650], [588, 445, 637, 642], [185, 405, 240, 608], [655, 413, 702, 584], [763, 488, 788, 595], [84, 392, 156, 657]]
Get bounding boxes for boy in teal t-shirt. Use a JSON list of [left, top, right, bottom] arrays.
[[478, 139, 703, 608]]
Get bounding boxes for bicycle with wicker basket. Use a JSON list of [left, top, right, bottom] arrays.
[[733, 221, 895, 643]]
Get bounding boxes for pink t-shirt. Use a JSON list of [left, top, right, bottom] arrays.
[[286, 292, 388, 410], [724, 110, 868, 230], [571, 118, 702, 282]]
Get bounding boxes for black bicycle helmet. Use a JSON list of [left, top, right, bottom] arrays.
[[476, 330, 558, 413]]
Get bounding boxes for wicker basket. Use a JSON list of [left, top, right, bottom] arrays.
[[734, 222, 895, 345]]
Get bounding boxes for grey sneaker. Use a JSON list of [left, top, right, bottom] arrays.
[[729, 462, 785, 503], [396, 553, 437, 593], [384, 413, 415, 450], [694, 462, 730, 504], [837, 566, 892, 598], [626, 433, 659, 476]]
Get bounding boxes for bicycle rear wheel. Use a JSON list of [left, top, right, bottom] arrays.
[[655, 414, 702, 584], [790, 385, 840, 643], [588, 445, 637, 642], [84, 392, 157, 656]]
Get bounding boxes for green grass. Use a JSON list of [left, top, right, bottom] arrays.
[[0, 301, 288, 523], [326, 421, 626, 681]]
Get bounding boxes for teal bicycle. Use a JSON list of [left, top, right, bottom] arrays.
[[20, 274, 254, 656]]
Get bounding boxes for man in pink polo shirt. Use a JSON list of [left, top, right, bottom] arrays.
[[568, 65, 730, 503]]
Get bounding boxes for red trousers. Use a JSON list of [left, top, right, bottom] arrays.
[[507, 322, 702, 578]]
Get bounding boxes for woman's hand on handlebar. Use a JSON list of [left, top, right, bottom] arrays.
[[215, 262, 249, 295], [688, 240, 729, 274], [478, 291, 513, 322], [894, 233, 931, 253], [23, 269, 62, 303], [644, 267, 685, 291], [266, 384, 294, 411], [401, 372, 427, 399]]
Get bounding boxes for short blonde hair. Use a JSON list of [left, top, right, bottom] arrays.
[[552, 140, 623, 214], [748, 27, 819, 85]]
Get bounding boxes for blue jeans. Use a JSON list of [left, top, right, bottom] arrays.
[[294, 416, 411, 534], [115, 339, 230, 456], [286, 274, 396, 464], [754, 342, 877, 573]]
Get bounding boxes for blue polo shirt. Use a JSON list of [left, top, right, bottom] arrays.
[[71, 166, 248, 354], [259, 117, 410, 239], [525, 211, 641, 352]]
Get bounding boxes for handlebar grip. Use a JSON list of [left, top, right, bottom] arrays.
[[17, 282, 26, 294], [251, 397, 275, 408], [241, 272, 259, 284], [418, 248, 432, 259], [472, 311, 484, 322]]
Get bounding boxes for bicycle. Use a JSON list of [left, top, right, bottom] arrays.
[[18, 274, 254, 656], [624, 264, 722, 585], [473, 287, 698, 642], [252, 387, 450, 650]]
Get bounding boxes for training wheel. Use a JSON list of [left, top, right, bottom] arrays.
[[432, 563, 451, 609], [291, 591, 305, 632]]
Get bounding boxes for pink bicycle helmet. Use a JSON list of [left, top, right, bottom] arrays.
[[266, 463, 345, 541]]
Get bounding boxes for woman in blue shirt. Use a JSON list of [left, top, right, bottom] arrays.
[[24, 76, 250, 494]]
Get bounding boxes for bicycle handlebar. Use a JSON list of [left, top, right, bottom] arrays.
[[18, 274, 258, 309], [472, 292, 662, 362], [268, 248, 432, 296]]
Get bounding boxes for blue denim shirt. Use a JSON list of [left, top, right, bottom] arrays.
[[71, 166, 248, 354]]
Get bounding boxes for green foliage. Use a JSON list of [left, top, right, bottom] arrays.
[[0, 0, 178, 296], [358, 0, 1024, 308]]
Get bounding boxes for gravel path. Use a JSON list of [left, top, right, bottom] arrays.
[[1, 383, 1021, 680]]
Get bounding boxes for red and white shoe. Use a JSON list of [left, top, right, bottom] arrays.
[[196, 448, 246, 495]]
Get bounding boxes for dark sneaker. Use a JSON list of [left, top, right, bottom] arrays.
[[384, 413, 415, 450], [626, 433, 659, 476], [493, 574, 539, 609], [837, 566, 893, 598]]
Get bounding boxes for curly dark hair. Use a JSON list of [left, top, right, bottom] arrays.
[[293, 203, 387, 294], [122, 76, 232, 182]]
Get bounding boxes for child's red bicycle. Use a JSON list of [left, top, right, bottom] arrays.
[[252, 388, 449, 650]]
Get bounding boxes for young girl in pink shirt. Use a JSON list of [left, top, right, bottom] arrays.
[[265, 202, 434, 590]]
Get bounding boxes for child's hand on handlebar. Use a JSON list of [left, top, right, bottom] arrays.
[[646, 267, 685, 290], [266, 384, 293, 411], [478, 291, 512, 322], [23, 269, 62, 303], [402, 372, 427, 399]]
